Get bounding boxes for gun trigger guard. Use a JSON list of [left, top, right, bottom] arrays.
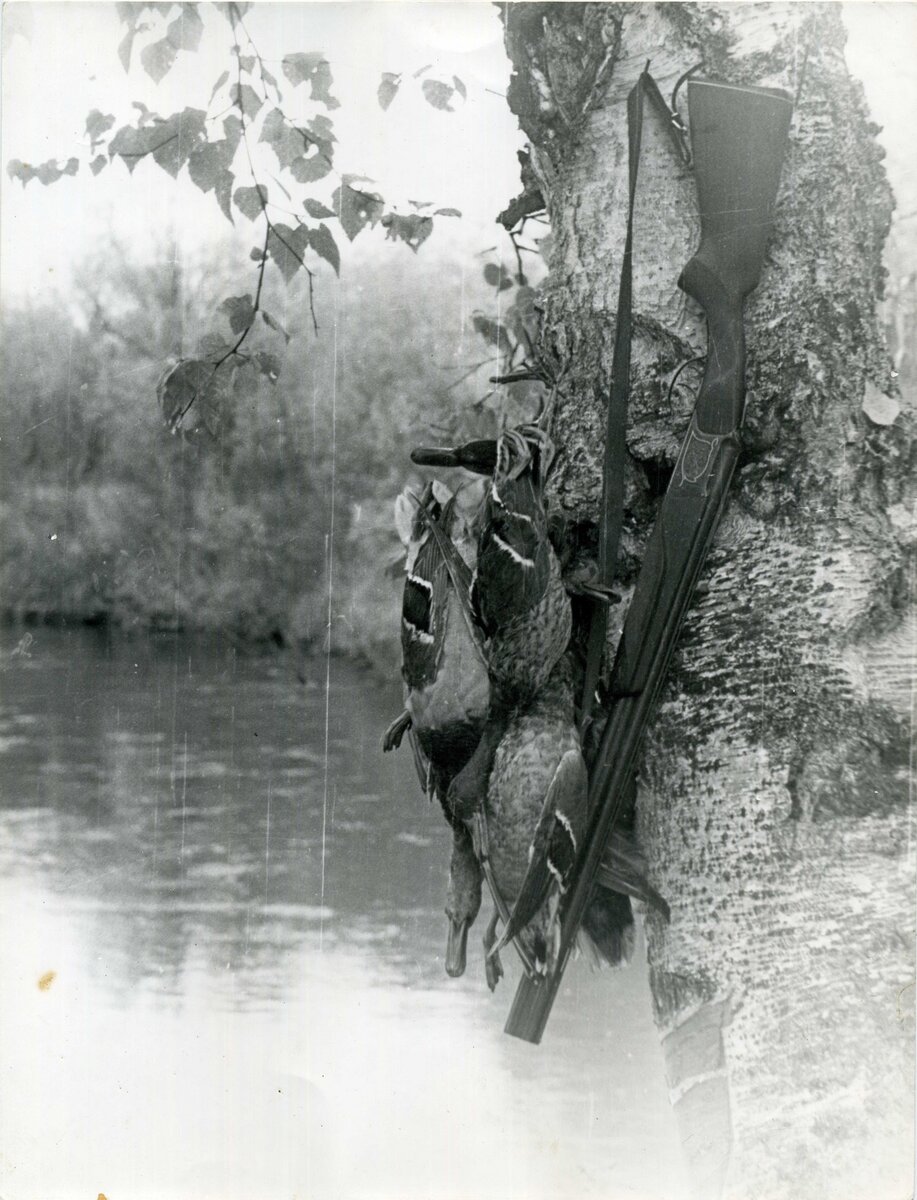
[[671, 121, 692, 168]]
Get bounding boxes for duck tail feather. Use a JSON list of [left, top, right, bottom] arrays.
[[580, 889, 636, 968]]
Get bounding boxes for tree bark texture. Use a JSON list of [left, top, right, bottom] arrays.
[[501, 4, 914, 1197]]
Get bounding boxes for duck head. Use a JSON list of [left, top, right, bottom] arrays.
[[411, 425, 555, 488], [494, 425, 555, 491], [411, 439, 498, 475]]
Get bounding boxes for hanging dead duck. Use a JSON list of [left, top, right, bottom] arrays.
[[411, 425, 571, 824], [413, 428, 567, 708], [382, 480, 490, 976], [481, 654, 669, 976]]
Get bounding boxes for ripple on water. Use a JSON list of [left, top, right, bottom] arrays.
[[278, 747, 328, 766], [395, 832, 432, 847], [348, 923, 404, 944], [0, 735, 31, 752], [267, 784, 313, 799], [188, 861, 254, 882], [105, 731, 166, 745], [40, 759, 99, 776], [181, 760, 231, 780], [0, 806, 55, 823], [163, 804, 228, 820], [51, 898, 334, 921]]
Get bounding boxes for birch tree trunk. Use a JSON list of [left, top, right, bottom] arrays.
[[501, 4, 915, 1197]]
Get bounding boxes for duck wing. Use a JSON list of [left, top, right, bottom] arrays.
[[401, 518, 452, 689], [407, 727, 432, 796], [473, 509, 552, 635], [492, 748, 588, 951], [411, 494, 485, 661]]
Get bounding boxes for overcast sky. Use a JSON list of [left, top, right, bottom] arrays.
[[1, 2, 915, 309], [0, 2, 523, 304]]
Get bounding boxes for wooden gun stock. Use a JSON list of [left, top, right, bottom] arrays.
[[504, 78, 792, 1045], [680, 80, 794, 433]]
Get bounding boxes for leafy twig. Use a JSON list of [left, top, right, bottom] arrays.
[[171, 219, 272, 429], [115, 132, 179, 165], [445, 358, 499, 390], [230, 10, 318, 332], [233, 8, 283, 102], [216, 224, 271, 366], [508, 229, 527, 285]]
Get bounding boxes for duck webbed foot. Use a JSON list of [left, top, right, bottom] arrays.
[[382, 709, 412, 752], [568, 580, 621, 605], [483, 910, 504, 992], [563, 565, 621, 605]]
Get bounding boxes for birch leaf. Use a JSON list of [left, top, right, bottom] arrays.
[[220, 294, 255, 335], [332, 176, 384, 242], [253, 350, 282, 383], [290, 154, 330, 184], [281, 52, 340, 109], [261, 311, 291, 343], [378, 72, 400, 111], [141, 37, 178, 84], [85, 109, 115, 148], [308, 223, 340, 275], [422, 79, 454, 112], [233, 184, 268, 220], [166, 5, 203, 52], [209, 70, 230, 101], [231, 83, 263, 121], [267, 222, 310, 282], [304, 197, 335, 219], [862, 382, 901, 426], [382, 213, 433, 253]]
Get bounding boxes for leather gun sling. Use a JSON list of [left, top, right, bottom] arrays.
[[580, 66, 691, 735]]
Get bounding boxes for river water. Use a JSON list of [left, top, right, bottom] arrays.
[[0, 627, 687, 1200]]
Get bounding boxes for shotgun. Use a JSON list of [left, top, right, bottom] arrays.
[[504, 78, 793, 1043]]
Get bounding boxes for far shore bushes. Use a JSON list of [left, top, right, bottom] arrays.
[[1, 244, 494, 674]]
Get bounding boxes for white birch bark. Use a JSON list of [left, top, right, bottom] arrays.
[[501, 4, 915, 1196]]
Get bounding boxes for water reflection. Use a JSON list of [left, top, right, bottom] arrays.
[[0, 628, 687, 1199]]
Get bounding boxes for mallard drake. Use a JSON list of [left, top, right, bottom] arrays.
[[415, 427, 569, 707], [411, 426, 572, 824], [484, 656, 669, 974], [383, 481, 490, 976]]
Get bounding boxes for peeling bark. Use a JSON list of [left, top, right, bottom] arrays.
[[501, 4, 915, 1196]]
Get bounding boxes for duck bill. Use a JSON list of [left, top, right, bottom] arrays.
[[411, 439, 498, 475], [445, 917, 470, 977]]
